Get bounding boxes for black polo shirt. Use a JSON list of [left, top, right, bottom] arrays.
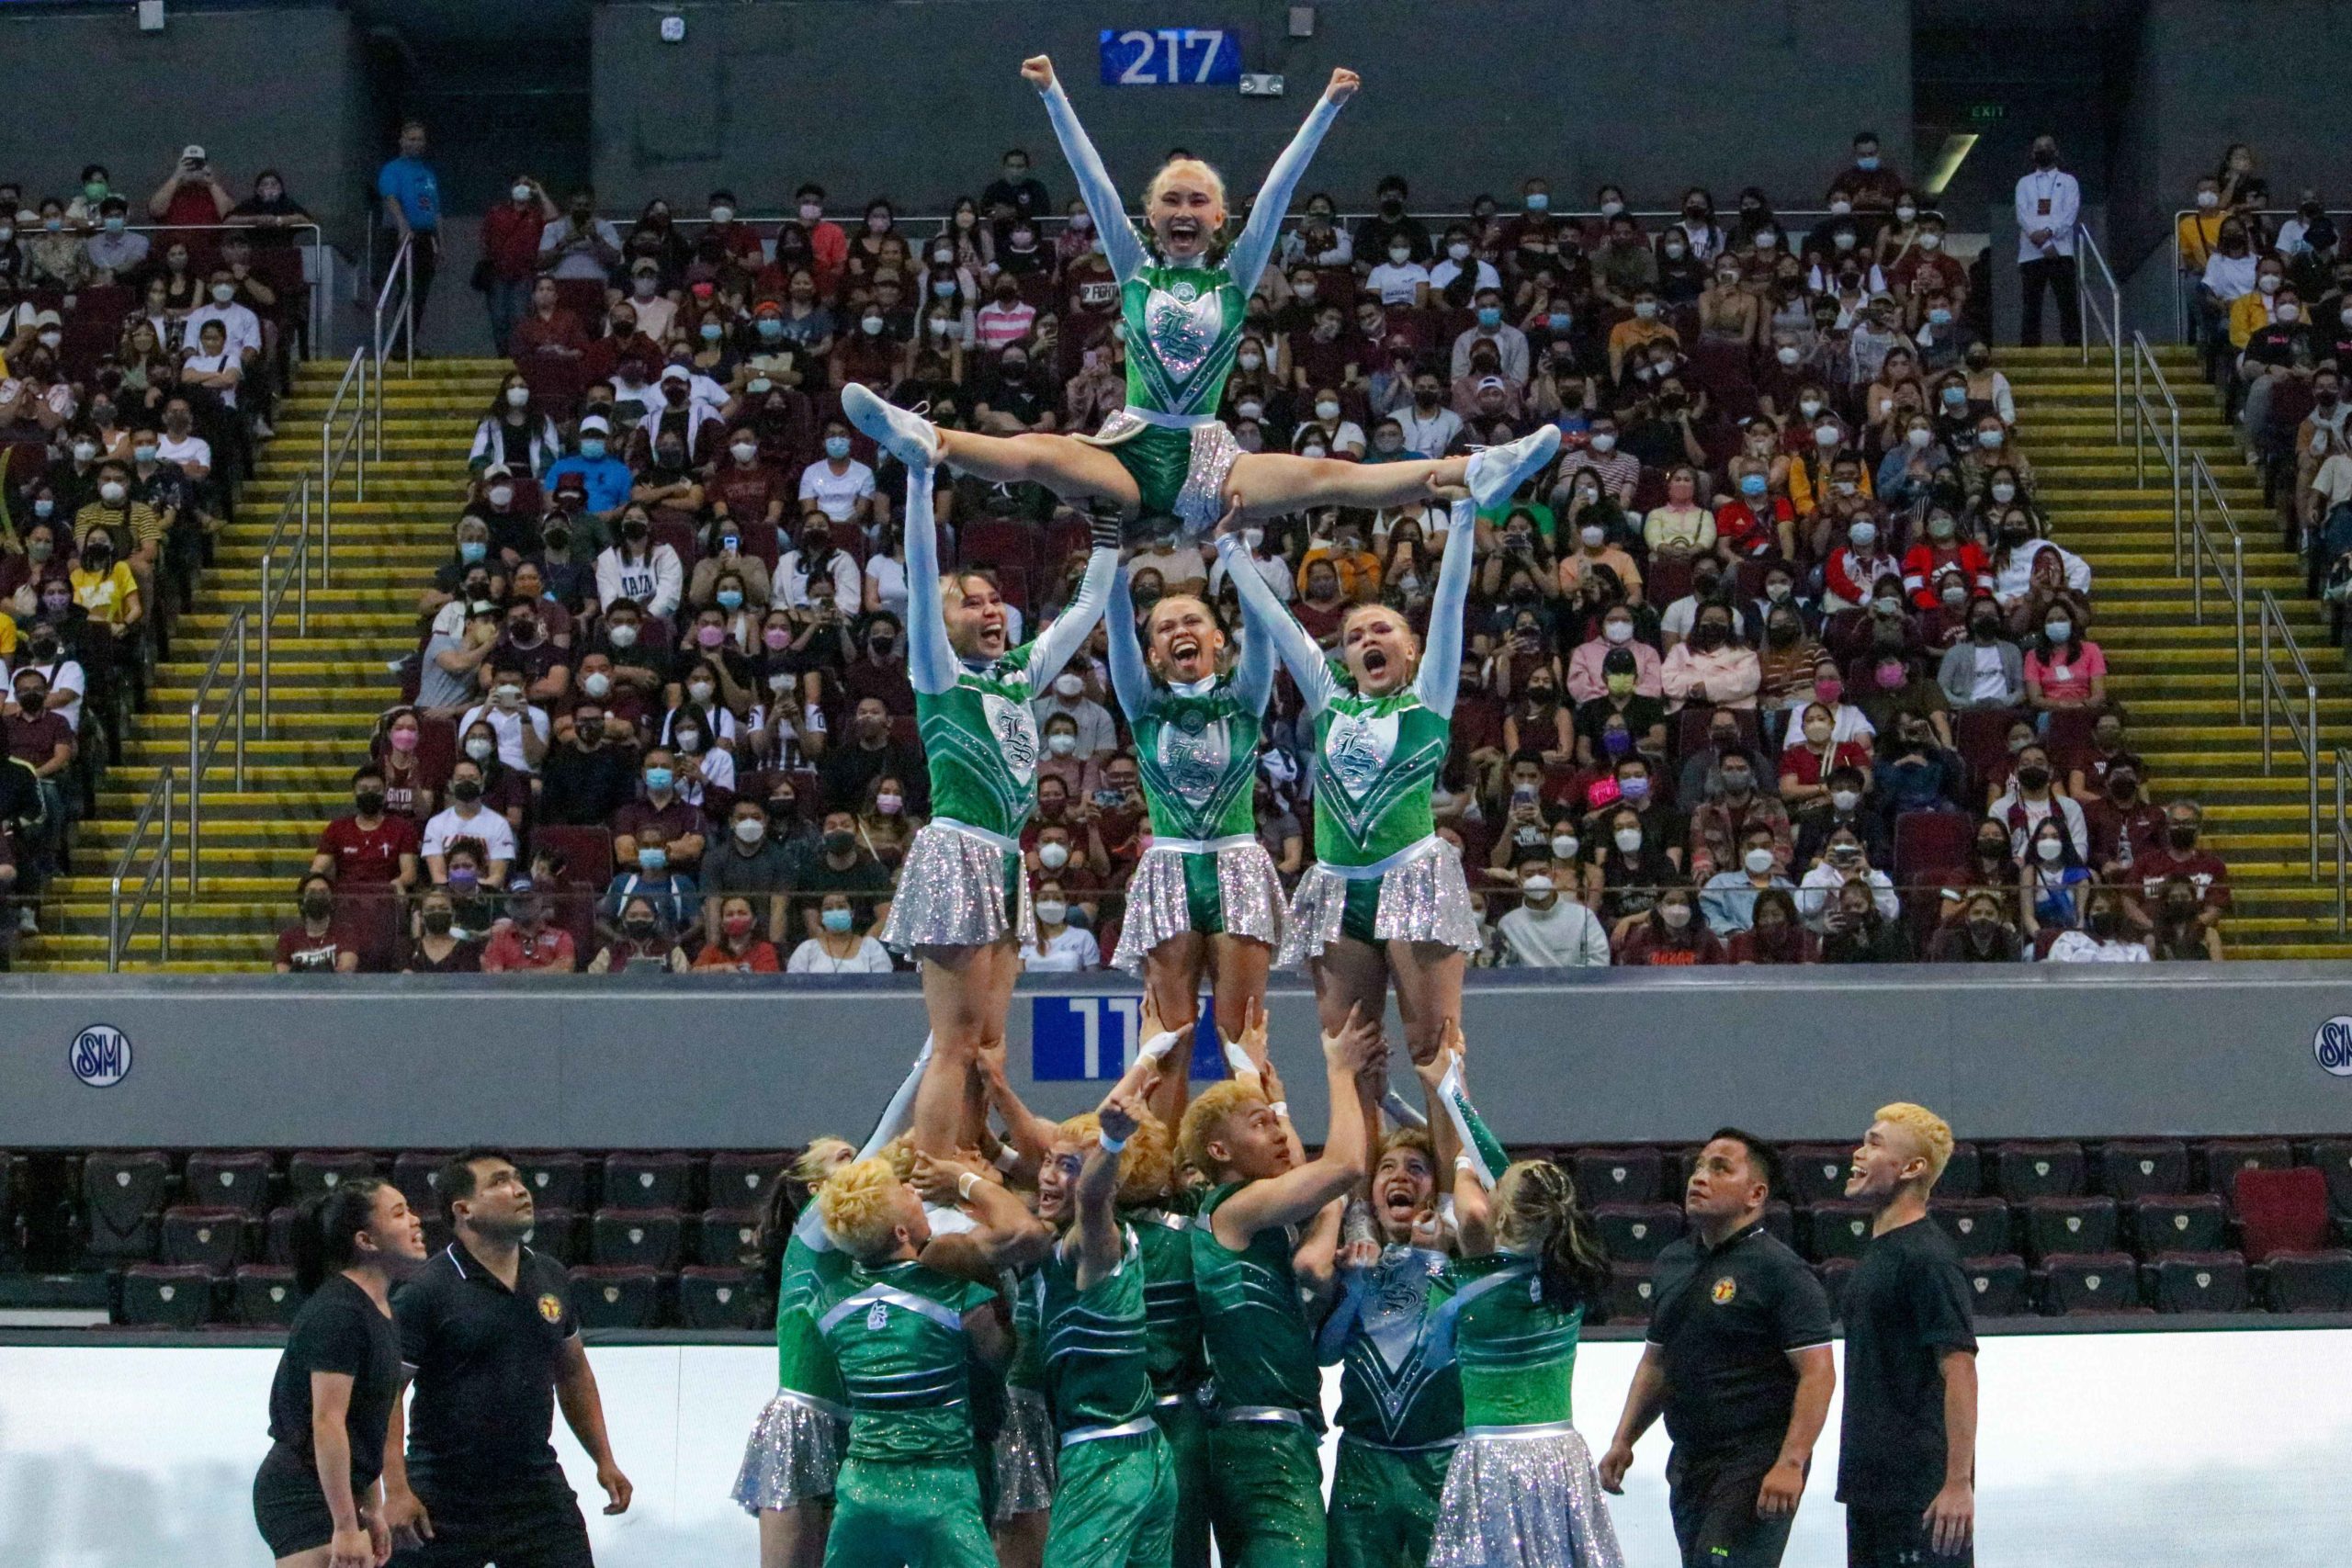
[[1648, 1221, 1833, 1454], [393, 1241, 579, 1483], [1835, 1214, 1978, 1512]]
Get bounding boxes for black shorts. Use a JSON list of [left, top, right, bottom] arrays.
[[1846, 1504, 1973, 1568], [390, 1469, 594, 1568], [1667, 1442, 1795, 1568], [253, 1442, 357, 1559]]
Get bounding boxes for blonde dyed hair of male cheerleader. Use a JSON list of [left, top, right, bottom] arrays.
[[1493, 1158, 1611, 1304], [817, 1156, 910, 1259], [875, 1134, 917, 1183], [1056, 1109, 1178, 1205], [1873, 1100, 1955, 1187], [1176, 1078, 1264, 1176], [1144, 158, 1229, 230]]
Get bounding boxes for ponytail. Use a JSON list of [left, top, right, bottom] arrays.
[[1495, 1159, 1611, 1308], [752, 1140, 852, 1307], [292, 1178, 388, 1295]]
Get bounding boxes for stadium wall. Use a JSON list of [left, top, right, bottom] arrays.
[[586, 0, 1915, 217], [6, 964, 2350, 1149], [0, 4, 374, 249]]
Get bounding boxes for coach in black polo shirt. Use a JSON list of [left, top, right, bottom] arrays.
[[1600, 1128, 1836, 1568], [382, 1149, 633, 1568]]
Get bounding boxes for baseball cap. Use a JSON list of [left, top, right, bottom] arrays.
[[181, 144, 207, 164], [577, 414, 612, 435]]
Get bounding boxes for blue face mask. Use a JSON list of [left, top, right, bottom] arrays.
[[1547, 311, 1570, 332], [821, 907, 854, 933], [1620, 774, 1652, 803], [1525, 193, 1550, 212], [700, 321, 723, 342], [1602, 728, 1634, 757], [1476, 307, 1502, 328], [1928, 308, 1953, 327], [717, 589, 743, 610], [757, 318, 784, 340], [580, 438, 606, 460], [637, 846, 668, 872], [1941, 386, 1966, 406], [1739, 472, 1768, 497], [644, 767, 673, 794], [1855, 155, 1881, 172], [825, 435, 852, 460], [458, 539, 487, 563]]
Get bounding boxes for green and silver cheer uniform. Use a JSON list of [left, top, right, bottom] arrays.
[[995, 1262, 1057, 1520], [813, 1257, 1001, 1568], [1191, 1182, 1328, 1568], [1125, 1203, 1213, 1568], [1319, 1243, 1464, 1568], [1038, 79, 1340, 535], [877, 464, 1114, 952], [1216, 503, 1485, 963], [1103, 566, 1285, 969], [1035, 1225, 1178, 1568]]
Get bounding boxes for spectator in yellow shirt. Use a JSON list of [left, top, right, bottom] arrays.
[[1297, 515, 1383, 604], [1607, 287, 1680, 384], [2177, 176, 2226, 275], [2228, 256, 2286, 349], [70, 535, 143, 637]]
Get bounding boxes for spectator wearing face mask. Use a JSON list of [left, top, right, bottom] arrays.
[[1988, 740, 2087, 863], [1661, 600, 1760, 718], [1606, 288, 1679, 386], [421, 761, 516, 886], [276, 873, 362, 974], [2236, 282, 2314, 455], [582, 894, 687, 972], [540, 697, 641, 827], [311, 762, 421, 897], [1618, 887, 1725, 965], [1566, 603, 1662, 705], [1727, 886, 1817, 964], [537, 186, 622, 281], [458, 655, 551, 774], [1449, 286, 1528, 385], [1493, 853, 1611, 967], [473, 370, 566, 480], [1794, 824, 1897, 934], [1585, 801, 1678, 931], [2146, 874, 2224, 961], [1901, 506, 1991, 611], [1701, 822, 1798, 936], [1927, 887, 2020, 963], [402, 886, 482, 974], [2130, 800, 2230, 928], [1936, 596, 2024, 712], [612, 749, 707, 867], [481, 875, 578, 973], [790, 807, 891, 939], [1780, 703, 1875, 812], [2018, 818, 2090, 938], [2022, 604, 2104, 716], [545, 416, 635, 522], [2044, 884, 2151, 963], [1869, 706, 1963, 826]]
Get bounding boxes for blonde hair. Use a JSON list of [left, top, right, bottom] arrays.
[[817, 1157, 908, 1258], [1378, 1126, 1436, 1168], [1144, 158, 1228, 224], [876, 1134, 917, 1183], [1493, 1158, 1611, 1303], [938, 569, 996, 621], [1874, 1101, 1954, 1187], [790, 1136, 854, 1191], [1178, 1080, 1265, 1175], [1054, 1110, 1177, 1204]]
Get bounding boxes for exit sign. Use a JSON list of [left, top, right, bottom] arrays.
[[1967, 102, 2007, 122]]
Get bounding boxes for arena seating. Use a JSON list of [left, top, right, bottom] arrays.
[[5, 1139, 2346, 1330]]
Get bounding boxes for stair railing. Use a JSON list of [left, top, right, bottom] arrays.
[[186, 606, 249, 895], [2257, 590, 2323, 879], [2128, 333, 2184, 567], [107, 769, 174, 973], [2335, 751, 2351, 935], [2186, 454, 2248, 719], [316, 344, 369, 590], [2073, 224, 2124, 443], [256, 472, 313, 734], [370, 234, 415, 457]]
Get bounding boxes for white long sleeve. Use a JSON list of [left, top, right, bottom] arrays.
[[1216, 534, 1337, 715], [1226, 94, 1344, 296], [1038, 82, 1148, 283]]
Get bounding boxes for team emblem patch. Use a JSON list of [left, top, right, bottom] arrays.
[[537, 1293, 563, 1323], [867, 1301, 891, 1331], [1711, 1277, 1737, 1305]]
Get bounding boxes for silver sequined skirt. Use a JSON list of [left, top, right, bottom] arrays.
[[730, 1389, 847, 1514], [1276, 841, 1483, 968], [1428, 1425, 1625, 1568], [1110, 841, 1286, 974], [992, 1386, 1058, 1519], [1084, 409, 1241, 537], [877, 822, 1031, 953]]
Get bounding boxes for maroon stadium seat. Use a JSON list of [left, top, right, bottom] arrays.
[[1781, 1145, 1856, 1207], [2020, 1196, 2117, 1264], [526, 1207, 587, 1266], [2098, 1140, 2188, 1199], [1952, 707, 2027, 788], [2234, 1168, 2331, 1263], [1893, 811, 1971, 884], [2145, 1250, 2247, 1313], [1590, 1203, 1683, 1264], [82, 1151, 172, 1262], [1571, 1147, 1663, 1207], [2263, 1250, 2352, 1313], [120, 1263, 218, 1327], [1802, 1201, 1876, 1263], [1930, 1197, 2013, 1259], [159, 1206, 249, 1272], [707, 1152, 791, 1211], [571, 1265, 662, 1329], [690, 1208, 763, 1269], [184, 1151, 274, 1216], [678, 1266, 760, 1329], [1939, 1142, 1982, 1199], [533, 826, 616, 883], [2041, 1251, 2140, 1314], [390, 1151, 453, 1216], [1600, 1263, 1656, 1325], [514, 1151, 590, 1210], [233, 1264, 301, 1328], [602, 1152, 694, 1212], [2202, 1138, 2294, 1195], [592, 1208, 684, 1270], [287, 1151, 379, 1200], [2129, 1193, 2226, 1258], [1958, 1253, 2029, 1316], [1991, 1141, 2086, 1201]]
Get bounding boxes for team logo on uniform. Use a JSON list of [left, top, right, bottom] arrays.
[[537, 1293, 563, 1323], [1711, 1277, 1738, 1305], [867, 1301, 891, 1331], [980, 693, 1039, 784]]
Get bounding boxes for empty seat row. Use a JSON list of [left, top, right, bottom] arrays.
[[114, 1263, 766, 1332], [131, 1204, 768, 1275]]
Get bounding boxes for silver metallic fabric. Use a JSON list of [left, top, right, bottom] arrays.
[[993, 1385, 1059, 1519], [1427, 1425, 1625, 1568], [1276, 843, 1483, 968], [1110, 841, 1286, 974], [877, 822, 1030, 953], [730, 1389, 846, 1514]]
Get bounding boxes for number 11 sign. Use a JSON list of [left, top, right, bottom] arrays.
[[1099, 28, 1242, 86]]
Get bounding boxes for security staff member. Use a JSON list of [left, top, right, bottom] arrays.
[[1599, 1128, 1836, 1568], [382, 1149, 634, 1567]]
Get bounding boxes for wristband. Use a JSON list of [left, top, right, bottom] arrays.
[[958, 1171, 980, 1201], [1098, 1131, 1128, 1154], [1454, 1155, 1476, 1171], [1138, 1029, 1182, 1065], [991, 1145, 1023, 1173], [1088, 509, 1123, 551], [1270, 1100, 1290, 1122], [1223, 1039, 1260, 1080]]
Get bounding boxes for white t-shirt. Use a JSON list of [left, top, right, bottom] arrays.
[[1969, 644, 2010, 704], [797, 459, 876, 524], [421, 804, 518, 866], [183, 351, 241, 409], [1208, 548, 1295, 604], [865, 554, 910, 618], [1020, 924, 1101, 972], [1496, 899, 1612, 967], [1429, 257, 1502, 294], [786, 935, 895, 974], [157, 433, 213, 474], [779, 548, 863, 610], [2044, 931, 2151, 964], [1365, 261, 1431, 306], [4, 655, 85, 732], [457, 701, 550, 774]]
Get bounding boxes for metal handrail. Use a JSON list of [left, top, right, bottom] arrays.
[[2128, 332, 2184, 564], [68, 218, 332, 355], [2335, 750, 2352, 936], [186, 606, 249, 895], [2169, 205, 2349, 342], [257, 472, 312, 733], [107, 769, 173, 972], [2185, 454, 2249, 719], [2073, 224, 2124, 444], [372, 233, 414, 429], [2256, 591, 2323, 879], [318, 344, 368, 580]]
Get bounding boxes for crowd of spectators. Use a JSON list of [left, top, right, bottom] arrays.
[[0, 148, 311, 951]]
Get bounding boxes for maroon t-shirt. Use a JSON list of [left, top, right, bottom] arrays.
[[275, 924, 353, 972], [315, 813, 422, 885], [612, 797, 707, 851], [2133, 847, 2232, 909], [4, 709, 74, 769]]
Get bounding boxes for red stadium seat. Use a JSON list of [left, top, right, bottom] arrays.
[[1645, 556, 1694, 611], [1952, 707, 2027, 789], [2043, 707, 2100, 773], [1893, 811, 1972, 884], [2145, 1251, 2247, 1313], [2234, 1168, 2331, 1264], [553, 279, 607, 320], [2129, 1193, 2226, 1257], [2041, 1251, 2140, 1314], [1930, 1197, 2013, 1259], [678, 1266, 760, 1329], [533, 826, 616, 882], [2021, 1196, 2117, 1264], [1600, 1263, 1656, 1325], [183, 1151, 273, 1215], [1674, 706, 1759, 761]]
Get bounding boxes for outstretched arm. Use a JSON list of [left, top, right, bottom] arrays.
[[1104, 564, 1153, 718], [1229, 555, 1278, 713], [1227, 69, 1356, 292], [902, 464, 959, 694], [1024, 521, 1121, 688], [1412, 498, 1477, 716], [1216, 530, 1338, 715], [796, 1037, 935, 1249], [1029, 57, 1148, 283]]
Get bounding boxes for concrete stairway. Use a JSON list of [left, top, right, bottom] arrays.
[[26, 359, 506, 970], [2004, 344, 2352, 959]]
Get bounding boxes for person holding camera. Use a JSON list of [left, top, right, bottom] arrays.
[[149, 144, 232, 235]]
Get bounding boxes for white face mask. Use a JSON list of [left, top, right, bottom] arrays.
[[1744, 846, 1777, 875], [2278, 303, 2302, 323], [1777, 345, 1800, 367], [2196, 191, 2220, 209], [465, 739, 494, 761], [1388, 246, 1411, 265], [1053, 672, 1084, 699], [1978, 429, 2005, 450], [687, 680, 716, 703], [2045, 620, 2073, 642], [99, 481, 126, 504], [512, 183, 535, 203], [2035, 837, 2064, 863], [1991, 482, 2017, 503], [582, 671, 611, 697], [1238, 352, 1262, 371], [1830, 789, 1860, 812], [1315, 400, 1341, 422], [1633, 301, 1659, 320], [1918, 231, 1943, 251], [506, 385, 530, 408], [731, 442, 758, 464], [734, 816, 766, 844], [1448, 242, 1471, 261], [1798, 398, 1822, 418], [1815, 424, 1841, 448], [1896, 205, 1917, 222], [1550, 833, 1578, 860], [2258, 274, 2282, 294], [1613, 827, 1643, 853], [1907, 426, 1933, 450], [1589, 433, 1618, 453], [1603, 619, 1633, 645], [1659, 902, 1692, 929], [1035, 898, 1069, 927], [1038, 840, 1070, 869], [1046, 731, 1077, 756], [72, 442, 96, 462]]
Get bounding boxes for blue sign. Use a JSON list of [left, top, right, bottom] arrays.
[[1032, 995, 1231, 1083], [1099, 28, 1241, 86]]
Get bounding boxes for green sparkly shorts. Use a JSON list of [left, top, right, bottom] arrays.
[[1082, 412, 1239, 534]]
